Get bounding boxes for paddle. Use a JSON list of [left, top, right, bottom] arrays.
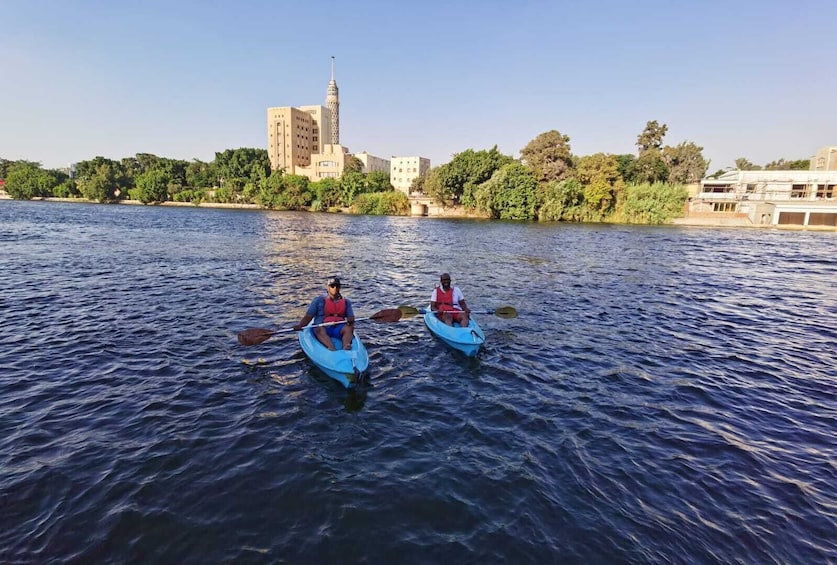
[[238, 308, 403, 346], [397, 305, 518, 319]]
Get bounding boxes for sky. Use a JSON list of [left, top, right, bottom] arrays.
[[2, 0, 836, 172]]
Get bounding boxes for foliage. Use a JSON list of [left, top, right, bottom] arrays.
[[425, 146, 514, 206], [474, 162, 538, 220], [352, 191, 410, 215], [75, 156, 130, 201], [310, 178, 341, 208], [214, 148, 271, 194], [734, 158, 761, 171], [576, 153, 625, 218], [135, 169, 170, 204], [344, 156, 364, 174], [520, 130, 573, 183], [620, 182, 689, 224], [636, 120, 668, 153], [633, 150, 669, 184], [538, 178, 585, 221], [339, 171, 367, 206], [366, 170, 393, 192], [4, 162, 68, 199], [764, 158, 810, 170], [662, 141, 709, 183], [615, 154, 637, 184]]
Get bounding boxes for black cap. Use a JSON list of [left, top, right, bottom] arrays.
[[328, 277, 341, 287]]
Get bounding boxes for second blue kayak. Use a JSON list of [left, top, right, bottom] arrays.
[[423, 308, 486, 357]]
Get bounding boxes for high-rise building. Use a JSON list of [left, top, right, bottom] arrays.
[[266, 105, 332, 172]]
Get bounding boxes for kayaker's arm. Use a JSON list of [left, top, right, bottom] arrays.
[[293, 313, 314, 332], [458, 299, 471, 314]]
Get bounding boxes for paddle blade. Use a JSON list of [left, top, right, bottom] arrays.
[[237, 328, 276, 346], [397, 305, 421, 318], [369, 308, 403, 323], [492, 306, 518, 319]]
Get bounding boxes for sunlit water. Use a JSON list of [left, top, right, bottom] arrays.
[[1, 200, 834, 563]]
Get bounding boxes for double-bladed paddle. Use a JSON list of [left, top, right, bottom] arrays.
[[397, 305, 518, 319], [238, 308, 403, 347]]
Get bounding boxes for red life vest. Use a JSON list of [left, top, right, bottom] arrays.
[[323, 296, 347, 323], [435, 287, 458, 312]]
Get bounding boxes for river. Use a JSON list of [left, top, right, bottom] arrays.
[[1, 200, 834, 563]]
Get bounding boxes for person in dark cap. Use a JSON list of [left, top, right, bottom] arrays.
[[430, 272, 470, 327], [293, 276, 355, 350]]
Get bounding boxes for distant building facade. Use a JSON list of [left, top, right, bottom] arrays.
[[295, 144, 351, 180], [266, 105, 333, 173], [353, 151, 390, 174], [391, 156, 430, 194], [690, 166, 837, 227], [810, 146, 837, 171]]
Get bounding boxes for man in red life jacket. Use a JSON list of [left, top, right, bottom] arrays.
[[430, 272, 471, 327], [293, 277, 355, 350]]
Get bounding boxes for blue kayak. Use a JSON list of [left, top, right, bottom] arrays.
[[423, 308, 486, 357], [297, 324, 369, 388]]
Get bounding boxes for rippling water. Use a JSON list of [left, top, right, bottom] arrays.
[[1, 200, 834, 563]]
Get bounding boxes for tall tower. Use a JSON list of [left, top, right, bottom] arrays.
[[326, 56, 339, 145]]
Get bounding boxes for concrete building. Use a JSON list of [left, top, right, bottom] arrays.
[[266, 105, 333, 173], [391, 156, 430, 195], [810, 146, 837, 171], [295, 144, 351, 180], [353, 151, 390, 174], [267, 59, 340, 176], [689, 164, 837, 227]]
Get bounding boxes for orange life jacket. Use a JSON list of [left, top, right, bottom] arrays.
[[323, 296, 347, 323]]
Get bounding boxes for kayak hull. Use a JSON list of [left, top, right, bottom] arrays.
[[423, 309, 486, 357], [297, 325, 369, 388]]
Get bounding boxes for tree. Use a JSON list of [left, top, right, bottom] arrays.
[[135, 169, 170, 204], [633, 150, 669, 184], [621, 182, 689, 224], [75, 157, 129, 200], [734, 158, 760, 171], [615, 154, 637, 184], [366, 170, 393, 192], [662, 141, 709, 184], [576, 153, 625, 218], [538, 178, 585, 222], [4, 162, 60, 199], [520, 130, 573, 183], [424, 146, 514, 206], [344, 156, 364, 174], [474, 162, 538, 220], [636, 120, 668, 153]]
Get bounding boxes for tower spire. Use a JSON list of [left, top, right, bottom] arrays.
[[326, 56, 339, 145]]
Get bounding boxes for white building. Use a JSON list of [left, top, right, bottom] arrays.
[[692, 168, 837, 227], [390, 156, 430, 195], [353, 151, 390, 174]]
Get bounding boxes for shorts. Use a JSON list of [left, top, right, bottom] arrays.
[[324, 323, 345, 338]]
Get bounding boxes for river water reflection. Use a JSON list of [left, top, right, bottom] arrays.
[[1, 200, 834, 562]]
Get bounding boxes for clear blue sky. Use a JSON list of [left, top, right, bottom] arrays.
[[3, 0, 835, 172]]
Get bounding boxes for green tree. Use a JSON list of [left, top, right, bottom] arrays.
[[538, 178, 585, 222], [474, 162, 538, 220], [75, 157, 128, 200], [576, 153, 625, 218], [353, 191, 410, 215], [520, 130, 573, 183], [4, 162, 61, 199], [734, 157, 760, 171], [366, 170, 393, 192], [621, 182, 688, 224], [615, 154, 637, 184], [424, 146, 513, 206], [135, 169, 170, 204], [662, 141, 709, 184], [636, 120, 668, 153], [633, 150, 669, 184], [339, 171, 366, 205], [344, 156, 364, 174]]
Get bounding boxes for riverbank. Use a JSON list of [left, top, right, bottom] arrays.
[[4, 196, 834, 230]]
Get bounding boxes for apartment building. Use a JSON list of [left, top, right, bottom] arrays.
[[391, 156, 430, 195], [353, 151, 390, 174]]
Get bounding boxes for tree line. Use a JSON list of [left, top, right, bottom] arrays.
[[0, 150, 410, 215], [0, 120, 812, 223]]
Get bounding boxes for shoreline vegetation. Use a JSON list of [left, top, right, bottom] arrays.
[[2, 121, 821, 228], [3, 194, 828, 231]]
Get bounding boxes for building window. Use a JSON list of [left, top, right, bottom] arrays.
[[816, 184, 835, 199], [713, 202, 737, 212], [703, 184, 733, 193], [791, 184, 807, 198], [746, 184, 755, 193]]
